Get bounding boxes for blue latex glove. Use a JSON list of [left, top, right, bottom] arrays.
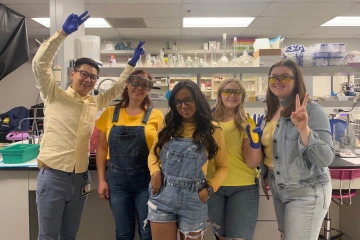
[[246, 113, 264, 149], [62, 11, 90, 35], [165, 90, 171, 100], [129, 41, 145, 66]]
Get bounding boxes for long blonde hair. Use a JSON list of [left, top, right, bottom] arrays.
[[213, 78, 247, 131]]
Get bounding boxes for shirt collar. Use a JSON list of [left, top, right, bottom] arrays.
[[66, 86, 91, 100]]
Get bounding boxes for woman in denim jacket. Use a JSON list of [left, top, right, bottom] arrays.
[[147, 80, 228, 240], [261, 59, 334, 240]]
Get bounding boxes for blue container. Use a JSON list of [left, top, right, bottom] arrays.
[[0, 144, 40, 164]]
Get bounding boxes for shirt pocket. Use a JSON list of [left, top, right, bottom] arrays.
[[86, 103, 98, 123]]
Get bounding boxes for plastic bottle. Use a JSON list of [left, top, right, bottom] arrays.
[[109, 55, 116, 67]]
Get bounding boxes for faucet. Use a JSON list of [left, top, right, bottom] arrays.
[[94, 78, 116, 95]]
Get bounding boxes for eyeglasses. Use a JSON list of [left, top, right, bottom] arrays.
[[175, 97, 194, 107], [74, 70, 99, 82], [221, 89, 243, 97], [128, 75, 153, 90], [268, 75, 295, 85]]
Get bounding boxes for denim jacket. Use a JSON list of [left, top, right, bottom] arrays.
[[261, 101, 335, 189]]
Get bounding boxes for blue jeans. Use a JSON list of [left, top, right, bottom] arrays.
[[268, 170, 332, 240], [207, 184, 259, 240], [36, 167, 90, 240], [107, 165, 151, 240]]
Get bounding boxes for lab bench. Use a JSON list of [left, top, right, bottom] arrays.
[[1, 156, 360, 240]]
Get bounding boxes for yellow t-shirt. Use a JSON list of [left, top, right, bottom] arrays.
[[207, 120, 257, 186], [262, 121, 277, 168], [95, 106, 164, 159], [148, 121, 228, 192]]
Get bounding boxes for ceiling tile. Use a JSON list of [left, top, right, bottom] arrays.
[[4, 3, 49, 17], [249, 16, 334, 28], [89, 0, 180, 3], [339, 3, 360, 16], [272, 0, 360, 2], [181, 28, 246, 37], [90, 3, 181, 18], [181, 3, 268, 17], [242, 27, 315, 37], [1, 0, 48, 3], [306, 27, 360, 35], [26, 18, 45, 28], [181, 0, 271, 3], [116, 28, 181, 36], [143, 18, 181, 28], [85, 28, 120, 37], [260, 3, 357, 16], [296, 34, 359, 39], [27, 28, 50, 37]]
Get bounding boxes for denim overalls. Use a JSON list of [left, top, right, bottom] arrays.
[[107, 104, 152, 240], [147, 137, 208, 236]]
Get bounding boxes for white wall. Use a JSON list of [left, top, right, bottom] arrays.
[[0, 61, 41, 113]]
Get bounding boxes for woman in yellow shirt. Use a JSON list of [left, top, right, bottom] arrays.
[[207, 78, 263, 240], [147, 80, 228, 240], [96, 70, 164, 240]]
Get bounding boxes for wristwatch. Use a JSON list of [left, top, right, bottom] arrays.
[[206, 184, 214, 196]]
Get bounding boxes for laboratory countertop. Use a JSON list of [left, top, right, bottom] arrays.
[[1, 155, 360, 171]]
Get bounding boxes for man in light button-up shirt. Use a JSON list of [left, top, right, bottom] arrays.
[[32, 11, 145, 240]]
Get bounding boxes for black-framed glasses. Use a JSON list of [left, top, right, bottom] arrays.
[[128, 75, 153, 90], [74, 70, 99, 82], [268, 75, 295, 85], [221, 89, 243, 97], [175, 97, 194, 107]]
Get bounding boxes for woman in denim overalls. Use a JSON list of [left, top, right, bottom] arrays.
[[96, 70, 164, 240], [147, 80, 228, 240]]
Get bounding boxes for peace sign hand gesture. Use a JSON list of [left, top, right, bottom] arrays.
[[290, 93, 309, 133]]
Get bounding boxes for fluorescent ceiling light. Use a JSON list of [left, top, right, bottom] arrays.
[[321, 16, 360, 26], [183, 17, 254, 28], [31, 18, 111, 28], [32, 18, 50, 28], [84, 18, 111, 28]]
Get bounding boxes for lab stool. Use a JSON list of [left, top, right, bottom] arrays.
[[319, 169, 360, 240]]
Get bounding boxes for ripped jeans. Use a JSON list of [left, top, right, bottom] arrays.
[[147, 177, 208, 238], [207, 184, 259, 240]]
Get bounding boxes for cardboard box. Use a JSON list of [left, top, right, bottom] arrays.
[[254, 49, 282, 59], [254, 56, 283, 67]]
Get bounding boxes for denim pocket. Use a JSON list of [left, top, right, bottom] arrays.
[[164, 151, 197, 180], [196, 191, 207, 204], [149, 184, 161, 198], [111, 132, 140, 157], [36, 173, 47, 196]]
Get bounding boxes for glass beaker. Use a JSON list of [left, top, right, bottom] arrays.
[[218, 33, 229, 67]]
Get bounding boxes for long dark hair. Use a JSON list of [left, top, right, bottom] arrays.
[[265, 59, 308, 122], [154, 80, 219, 159], [118, 70, 153, 110]]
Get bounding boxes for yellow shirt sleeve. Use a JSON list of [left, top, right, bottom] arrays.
[[95, 107, 111, 133], [206, 123, 228, 192], [32, 31, 66, 103], [148, 119, 165, 175]]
